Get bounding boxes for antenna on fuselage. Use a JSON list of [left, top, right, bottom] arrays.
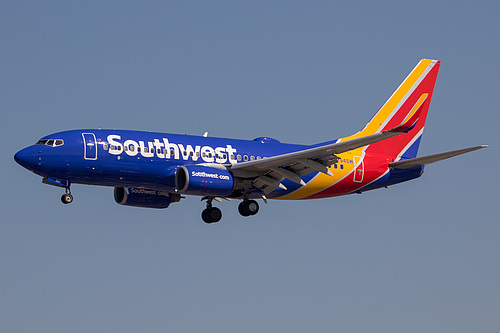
[[203, 132, 208, 137]]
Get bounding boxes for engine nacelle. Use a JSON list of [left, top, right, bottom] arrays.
[[114, 187, 180, 209], [175, 165, 235, 196]]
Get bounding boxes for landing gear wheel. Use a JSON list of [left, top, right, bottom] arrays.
[[238, 200, 259, 217], [238, 202, 250, 216], [202, 207, 222, 224], [61, 193, 73, 204], [202, 209, 210, 223]]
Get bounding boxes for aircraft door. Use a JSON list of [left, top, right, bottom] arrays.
[[82, 133, 97, 160], [353, 155, 364, 183]]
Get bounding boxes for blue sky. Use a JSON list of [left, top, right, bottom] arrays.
[[1, 1, 498, 332]]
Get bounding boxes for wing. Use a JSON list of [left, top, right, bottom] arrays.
[[225, 114, 421, 195]]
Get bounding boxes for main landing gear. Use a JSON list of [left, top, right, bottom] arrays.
[[60, 188, 73, 204], [202, 198, 223, 224], [201, 197, 260, 223], [238, 199, 259, 217]]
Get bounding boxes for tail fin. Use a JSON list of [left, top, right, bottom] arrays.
[[342, 59, 440, 160]]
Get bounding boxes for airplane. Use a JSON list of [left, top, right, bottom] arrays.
[[14, 59, 487, 223]]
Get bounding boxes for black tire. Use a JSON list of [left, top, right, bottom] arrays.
[[246, 200, 259, 215], [202, 207, 222, 223], [238, 200, 259, 217], [61, 193, 73, 204], [207, 207, 222, 223], [202, 209, 211, 224], [238, 201, 250, 217]]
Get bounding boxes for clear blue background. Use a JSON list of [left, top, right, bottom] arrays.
[[1, 1, 498, 332]]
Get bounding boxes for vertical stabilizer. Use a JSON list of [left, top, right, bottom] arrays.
[[342, 59, 440, 160]]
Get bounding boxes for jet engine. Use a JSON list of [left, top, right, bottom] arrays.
[[175, 165, 235, 196], [114, 187, 180, 209]]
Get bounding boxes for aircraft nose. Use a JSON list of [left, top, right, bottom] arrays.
[[14, 146, 37, 170]]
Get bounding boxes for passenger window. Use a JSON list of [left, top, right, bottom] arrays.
[[124, 146, 128, 151], [340, 164, 344, 169], [244, 155, 248, 161], [190, 152, 193, 156], [103, 144, 108, 150], [196, 152, 200, 157], [237, 155, 242, 161], [257, 156, 261, 160], [130, 146, 135, 152], [230, 155, 235, 160], [250, 156, 255, 161], [334, 164, 337, 169]]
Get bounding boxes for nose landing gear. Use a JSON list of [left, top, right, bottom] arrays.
[[42, 177, 73, 204], [61, 188, 73, 204]]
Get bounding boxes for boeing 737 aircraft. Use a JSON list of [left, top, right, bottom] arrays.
[[15, 59, 487, 223]]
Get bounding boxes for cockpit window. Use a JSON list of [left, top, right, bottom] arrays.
[[35, 139, 64, 147]]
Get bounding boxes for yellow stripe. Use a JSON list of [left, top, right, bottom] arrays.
[[402, 93, 428, 124], [278, 152, 358, 200]]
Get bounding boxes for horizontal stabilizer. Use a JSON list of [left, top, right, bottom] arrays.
[[389, 145, 488, 169]]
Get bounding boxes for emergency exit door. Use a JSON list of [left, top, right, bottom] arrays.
[[82, 133, 97, 160]]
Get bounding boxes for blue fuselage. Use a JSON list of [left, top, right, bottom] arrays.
[[14, 129, 318, 199]]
